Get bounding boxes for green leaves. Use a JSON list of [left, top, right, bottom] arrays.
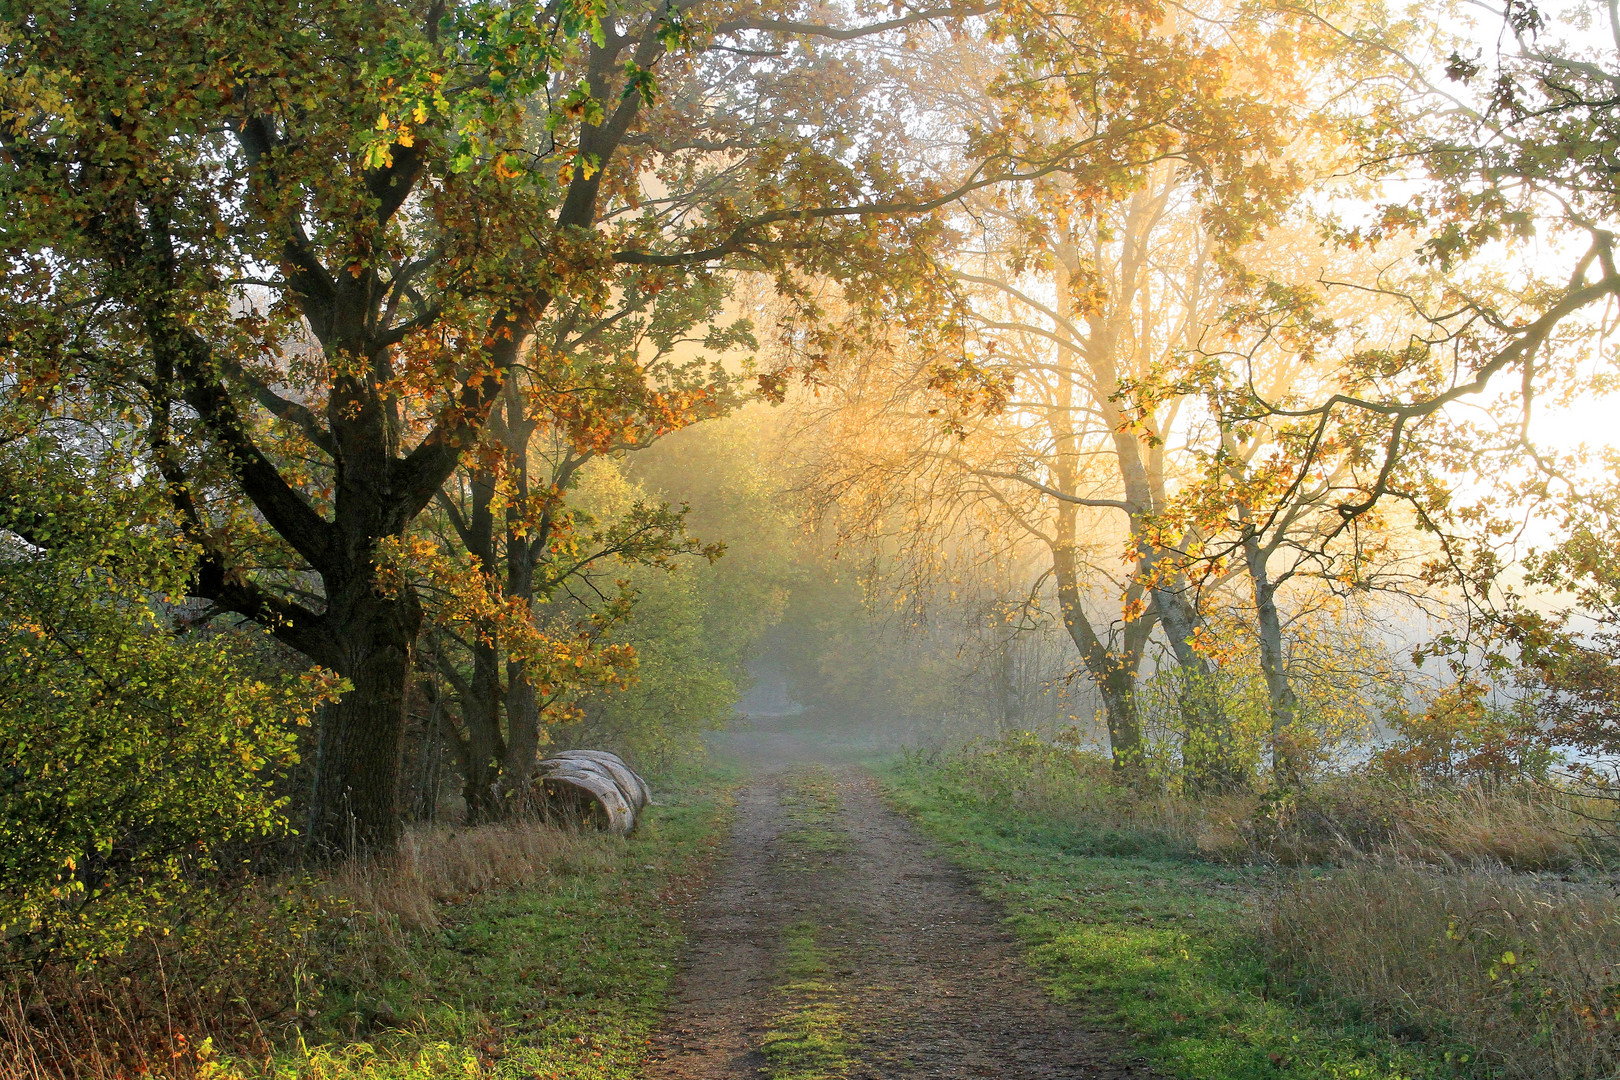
[[623, 61, 657, 107], [0, 442, 336, 965], [556, 80, 606, 129]]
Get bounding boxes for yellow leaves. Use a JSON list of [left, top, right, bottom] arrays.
[[557, 152, 600, 186], [374, 111, 390, 131], [362, 141, 394, 170]]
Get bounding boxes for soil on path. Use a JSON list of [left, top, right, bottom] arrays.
[[642, 723, 1159, 1079]]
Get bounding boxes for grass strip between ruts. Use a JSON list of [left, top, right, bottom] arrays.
[[777, 763, 852, 858], [878, 761, 1484, 1080], [759, 920, 856, 1080]]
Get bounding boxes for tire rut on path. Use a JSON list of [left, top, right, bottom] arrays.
[[643, 765, 1158, 1080]]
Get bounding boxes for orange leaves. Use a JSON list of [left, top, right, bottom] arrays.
[[925, 356, 1012, 432]]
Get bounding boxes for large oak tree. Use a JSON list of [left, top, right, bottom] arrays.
[[6, 0, 1197, 852]]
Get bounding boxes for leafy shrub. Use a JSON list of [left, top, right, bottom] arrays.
[[0, 455, 335, 966], [1, 880, 323, 1080], [1373, 679, 1554, 790]]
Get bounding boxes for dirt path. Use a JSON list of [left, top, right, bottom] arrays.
[[643, 750, 1157, 1079]]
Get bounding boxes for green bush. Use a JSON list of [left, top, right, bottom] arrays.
[[0, 454, 335, 965]]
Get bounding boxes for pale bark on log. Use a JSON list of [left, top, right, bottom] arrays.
[[535, 751, 649, 834]]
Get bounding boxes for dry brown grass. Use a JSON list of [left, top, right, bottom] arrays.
[[918, 735, 1620, 870], [1256, 780, 1620, 870], [919, 736, 1620, 1074], [0, 817, 604, 1080], [327, 817, 610, 932], [1266, 862, 1620, 1079]]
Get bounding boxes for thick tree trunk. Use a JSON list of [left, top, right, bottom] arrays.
[[503, 664, 541, 790], [501, 469, 544, 792], [306, 588, 420, 856]]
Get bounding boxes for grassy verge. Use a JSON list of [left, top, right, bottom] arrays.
[[757, 766, 858, 1080], [879, 760, 1480, 1080], [255, 779, 734, 1080]]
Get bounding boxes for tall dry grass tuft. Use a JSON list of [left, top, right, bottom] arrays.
[[327, 818, 609, 932], [1266, 863, 1620, 1079], [1396, 787, 1620, 869], [918, 733, 1620, 870], [1256, 780, 1620, 870]]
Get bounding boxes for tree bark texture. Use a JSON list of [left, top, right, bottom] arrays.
[[306, 586, 421, 854], [1052, 527, 1147, 769]]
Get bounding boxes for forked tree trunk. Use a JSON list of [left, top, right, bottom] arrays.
[[1053, 535, 1146, 771], [434, 388, 564, 818], [1051, 238, 1242, 791], [1096, 659, 1142, 768]]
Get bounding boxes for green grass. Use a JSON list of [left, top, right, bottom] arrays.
[[758, 768, 858, 1079], [250, 780, 734, 1080], [759, 921, 856, 1080], [879, 760, 1482, 1080], [777, 764, 850, 858]]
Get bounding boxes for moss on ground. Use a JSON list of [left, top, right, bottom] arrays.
[[777, 764, 851, 858], [759, 920, 856, 1080]]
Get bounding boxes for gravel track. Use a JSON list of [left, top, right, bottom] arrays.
[[643, 724, 1158, 1079]]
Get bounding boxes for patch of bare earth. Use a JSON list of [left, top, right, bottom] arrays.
[[644, 760, 1158, 1079]]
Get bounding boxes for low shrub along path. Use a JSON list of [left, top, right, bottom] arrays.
[[644, 758, 1155, 1079]]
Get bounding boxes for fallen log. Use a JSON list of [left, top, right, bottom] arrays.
[[549, 749, 651, 810], [534, 750, 649, 834]]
